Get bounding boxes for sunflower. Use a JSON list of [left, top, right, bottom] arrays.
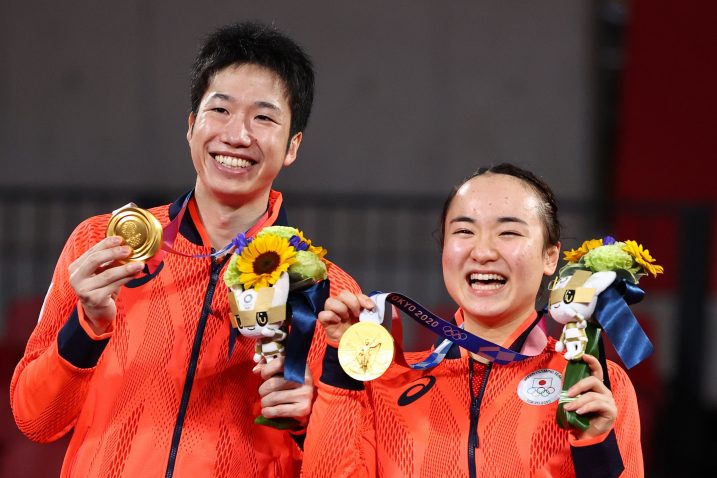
[[236, 234, 297, 289], [296, 230, 327, 260], [622, 240, 664, 277], [563, 238, 604, 263], [308, 244, 328, 260]]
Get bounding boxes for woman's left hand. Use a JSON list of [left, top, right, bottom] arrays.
[[562, 354, 617, 440]]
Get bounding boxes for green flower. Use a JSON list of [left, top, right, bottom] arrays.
[[582, 243, 644, 282], [583, 244, 634, 272], [224, 254, 243, 288], [289, 250, 327, 282], [257, 226, 300, 240]]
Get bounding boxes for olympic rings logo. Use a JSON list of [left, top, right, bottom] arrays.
[[527, 386, 556, 397], [442, 326, 467, 341]]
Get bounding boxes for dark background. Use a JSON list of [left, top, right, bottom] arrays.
[[1, 0, 715, 475]]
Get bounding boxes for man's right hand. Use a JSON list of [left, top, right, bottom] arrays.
[[317, 290, 375, 344], [69, 236, 144, 335]]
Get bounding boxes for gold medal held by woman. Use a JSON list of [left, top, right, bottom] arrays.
[[338, 321, 395, 381], [106, 204, 163, 262]]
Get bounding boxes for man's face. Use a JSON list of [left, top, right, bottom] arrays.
[[187, 63, 301, 207]]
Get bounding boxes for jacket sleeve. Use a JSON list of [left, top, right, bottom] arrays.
[[608, 361, 644, 478], [302, 345, 377, 478], [569, 360, 644, 478], [9, 218, 112, 443], [305, 260, 362, 390]]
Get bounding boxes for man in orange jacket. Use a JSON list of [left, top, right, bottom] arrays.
[[10, 21, 359, 477]]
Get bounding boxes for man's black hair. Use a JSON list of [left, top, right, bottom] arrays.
[[190, 21, 314, 138]]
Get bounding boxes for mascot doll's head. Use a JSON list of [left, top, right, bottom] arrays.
[[548, 269, 616, 324], [228, 272, 290, 339]]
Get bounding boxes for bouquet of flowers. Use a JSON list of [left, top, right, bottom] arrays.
[[548, 236, 662, 430], [224, 225, 328, 363], [223, 226, 330, 428], [560, 236, 663, 283]]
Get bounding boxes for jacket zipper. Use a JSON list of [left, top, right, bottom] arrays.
[[165, 254, 227, 478], [468, 359, 492, 478]]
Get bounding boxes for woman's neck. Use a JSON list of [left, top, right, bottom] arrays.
[[193, 185, 270, 250], [462, 309, 536, 360]]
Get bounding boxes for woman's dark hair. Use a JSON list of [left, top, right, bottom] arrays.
[[439, 163, 561, 248]]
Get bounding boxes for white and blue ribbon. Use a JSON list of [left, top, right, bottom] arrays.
[[366, 291, 535, 366]]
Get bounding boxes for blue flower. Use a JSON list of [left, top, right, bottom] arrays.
[[231, 233, 251, 254], [603, 236, 616, 245], [289, 235, 309, 251]]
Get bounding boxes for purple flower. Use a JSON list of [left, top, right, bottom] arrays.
[[603, 235, 616, 245], [231, 233, 251, 254], [289, 235, 309, 251]]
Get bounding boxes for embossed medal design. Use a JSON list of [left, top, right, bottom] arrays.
[[338, 321, 394, 381], [106, 204, 163, 262]]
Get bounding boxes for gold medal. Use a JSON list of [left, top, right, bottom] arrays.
[[106, 204, 163, 262], [338, 321, 395, 381]]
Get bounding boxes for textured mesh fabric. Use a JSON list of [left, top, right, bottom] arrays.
[[303, 343, 643, 478], [10, 197, 360, 478]]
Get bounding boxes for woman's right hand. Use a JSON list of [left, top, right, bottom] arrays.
[[69, 236, 144, 334], [318, 291, 376, 344]]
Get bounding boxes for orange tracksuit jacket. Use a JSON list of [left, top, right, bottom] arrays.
[[10, 190, 360, 478], [303, 314, 643, 478]]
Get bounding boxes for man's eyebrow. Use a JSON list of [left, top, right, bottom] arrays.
[[204, 95, 282, 112], [256, 101, 281, 111], [206, 92, 233, 102]]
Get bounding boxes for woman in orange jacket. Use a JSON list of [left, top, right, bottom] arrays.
[[303, 164, 643, 478]]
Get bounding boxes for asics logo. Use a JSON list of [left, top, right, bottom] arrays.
[[398, 376, 436, 406]]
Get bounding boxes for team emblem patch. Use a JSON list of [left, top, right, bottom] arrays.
[[517, 369, 562, 405]]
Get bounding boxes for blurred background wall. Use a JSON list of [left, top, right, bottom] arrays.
[[0, 0, 714, 476]]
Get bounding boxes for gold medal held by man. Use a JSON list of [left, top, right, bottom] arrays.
[[338, 321, 395, 381], [106, 204, 163, 262]]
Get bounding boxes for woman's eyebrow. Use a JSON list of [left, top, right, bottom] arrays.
[[449, 216, 475, 224], [497, 216, 528, 226]]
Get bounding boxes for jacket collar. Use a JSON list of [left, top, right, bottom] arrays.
[[168, 189, 287, 247]]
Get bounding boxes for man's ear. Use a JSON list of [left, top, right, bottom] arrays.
[[186, 112, 196, 142], [544, 242, 561, 276], [283, 132, 302, 167]]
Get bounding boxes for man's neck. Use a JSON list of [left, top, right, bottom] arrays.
[[193, 185, 270, 250]]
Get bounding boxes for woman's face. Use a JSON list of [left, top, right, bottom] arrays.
[[441, 174, 559, 328]]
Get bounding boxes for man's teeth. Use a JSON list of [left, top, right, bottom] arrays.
[[469, 273, 507, 290], [214, 155, 253, 168]]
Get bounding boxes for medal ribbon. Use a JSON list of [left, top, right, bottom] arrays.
[[146, 190, 270, 273], [283, 280, 330, 383], [593, 279, 653, 369], [136, 191, 303, 370], [366, 292, 544, 366]]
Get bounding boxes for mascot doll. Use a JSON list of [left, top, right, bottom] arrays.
[[548, 236, 663, 430]]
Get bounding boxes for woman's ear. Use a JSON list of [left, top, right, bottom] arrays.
[[544, 242, 561, 276]]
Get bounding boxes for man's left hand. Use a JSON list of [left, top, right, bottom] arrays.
[[254, 356, 314, 426]]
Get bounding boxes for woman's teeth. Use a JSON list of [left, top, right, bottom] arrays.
[[469, 273, 507, 290]]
